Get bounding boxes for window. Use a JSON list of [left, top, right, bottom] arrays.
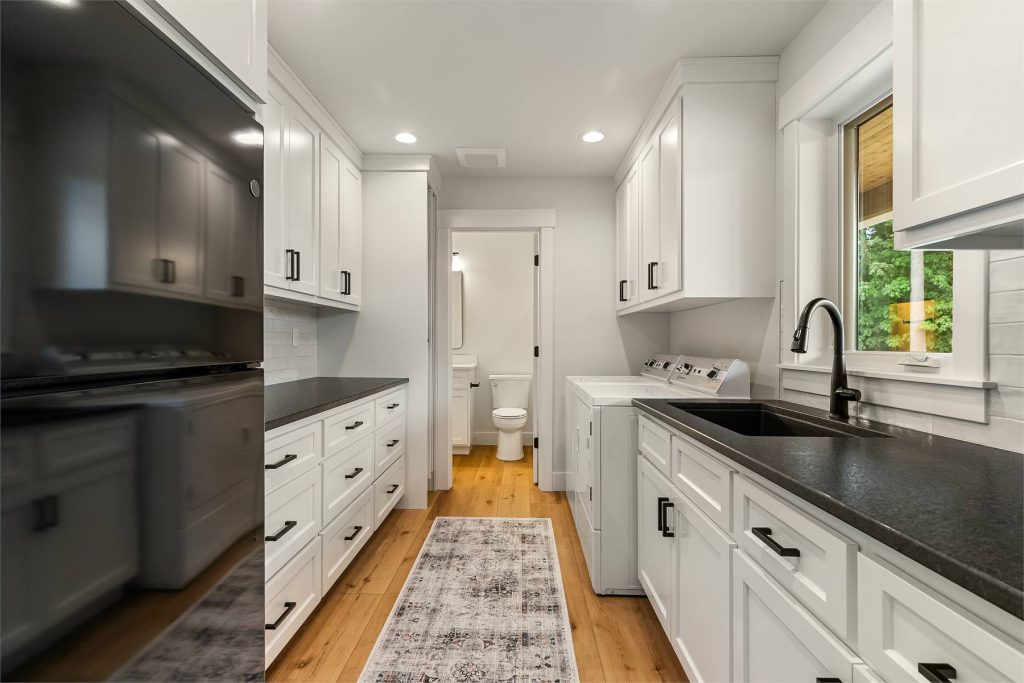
[[842, 98, 954, 355]]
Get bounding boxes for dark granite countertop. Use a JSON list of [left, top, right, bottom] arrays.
[[633, 398, 1024, 620], [265, 377, 408, 432]]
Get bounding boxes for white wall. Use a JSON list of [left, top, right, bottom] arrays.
[[452, 231, 535, 441], [263, 301, 318, 385], [438, 178, 670, 485], [318, 170, 431, 507]]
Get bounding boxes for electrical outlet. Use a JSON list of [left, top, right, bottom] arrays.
[[292, 328, 299, 348]]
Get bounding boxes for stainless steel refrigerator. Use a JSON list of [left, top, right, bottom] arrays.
[[1, 1, 265, 679]]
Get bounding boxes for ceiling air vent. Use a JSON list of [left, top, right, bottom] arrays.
[[456, 147, 506, 169]]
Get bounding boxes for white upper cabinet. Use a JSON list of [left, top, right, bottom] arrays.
[[614, 58, 778, 314], [153, 0, 268, 101], [893, 0, 1024, 249], [264, 51, 363, 310]]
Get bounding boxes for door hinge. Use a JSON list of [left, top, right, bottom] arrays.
[[533, 437, 539, 449], [534, 254, 539, 266], [533, 346, 539, 357]]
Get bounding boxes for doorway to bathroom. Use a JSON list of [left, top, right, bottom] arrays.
[[432, 209, 555, 492]]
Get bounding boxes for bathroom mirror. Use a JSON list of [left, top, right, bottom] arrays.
[[451, 271, 464, 349]]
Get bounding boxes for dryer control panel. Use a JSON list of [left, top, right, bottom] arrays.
[[640, 353, 750, 398]]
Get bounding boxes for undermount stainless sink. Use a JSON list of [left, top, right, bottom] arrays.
[[669, 402, 892, 438]]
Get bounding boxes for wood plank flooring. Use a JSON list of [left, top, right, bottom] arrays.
[[268, 446, 687, 683]]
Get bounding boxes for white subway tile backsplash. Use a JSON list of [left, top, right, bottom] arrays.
[[989, 290, 1024, 324], [263, 301, 319, 385], [990, 323, 1024, 355], [990, 257, 1024, 293]]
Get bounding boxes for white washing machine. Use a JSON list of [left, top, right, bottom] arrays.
[[566, 353, 750, 595]]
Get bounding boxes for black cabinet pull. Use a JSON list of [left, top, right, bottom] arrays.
[[344, 467, 364, 480], [295, 251, 301, 281], [751, 527, 800, 557], [619, 279, 628, 302], [387, 439, 400, 448], [265, 520, 297, 542], [470, 382, 480, 388], [265, 453, 297, 470], [344, 525, 363, 541], [285, 249, 295, 280], [386, 403, 399, 409], [33, 496, 60, 532], [918, 663, 957, 683], [815, 679, 842, 682], [387, 483, 400, 494], [657, 496, 669, 531], [158, 258, 176, 284], [231, 275, 245, 297], [341, 270, 352, 295], [661, 499, 675, 537], [265, 601, 296, 630], [345, 420, 364, 431]]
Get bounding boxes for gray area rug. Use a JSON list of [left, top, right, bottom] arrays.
[[360, 517, 579, 683], [113, 546, 265, 682]]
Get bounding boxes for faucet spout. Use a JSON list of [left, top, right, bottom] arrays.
[[790, 297, 861, 419]]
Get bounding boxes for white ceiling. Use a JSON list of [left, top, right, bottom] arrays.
[[269, 0, 825, 179]]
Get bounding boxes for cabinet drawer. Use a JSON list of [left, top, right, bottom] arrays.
[[265, 537, 321, 666], [323, 401, 375, 457], [322, 434, 373, 526], [265, 422, 320, 493], [858, 553, 1023, 683], [733, 549, 859, 683], [265, 466, 321, 580], [733, 475, 856, 639], [638, 414, 671, 478], [321, 486, 374, 591], [375, 388, 406, 427], [374, 419, 406, 475], [671, 433, 734, 533], [373, 455, 405, 529]]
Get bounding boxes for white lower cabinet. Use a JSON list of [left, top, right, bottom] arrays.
[[264, 537, 321, 665], [858, 554, 1024, 683], [637, 412, 1023, 683], [264, 384, 408, 666], [733, 549, 859, 683], [671, 493, 736, 683]]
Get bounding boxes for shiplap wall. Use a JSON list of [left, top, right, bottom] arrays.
[[263, 301, 318, 385]]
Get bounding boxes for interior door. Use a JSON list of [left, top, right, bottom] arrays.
[[262, 78, 290, 289], [639, 138, 661, 302], [285, 102, 318, 295], [340, 160, 362, 306], [318, 134, 344, 302], [532, 231, 541, 484]]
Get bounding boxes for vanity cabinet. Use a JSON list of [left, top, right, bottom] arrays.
[[614, 58, 777, 314], [451, 362, 477, 455], [636, 419, 1023, 683], [264, 50, 363, 311], [892, 0, 1024, 249], [152, 0, 267, 100], [262, 384, 407, 666]]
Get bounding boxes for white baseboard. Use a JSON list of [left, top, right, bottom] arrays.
[[471, 430, 533, 446]]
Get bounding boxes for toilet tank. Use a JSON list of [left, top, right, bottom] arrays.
[[489, 374, 532, 409]]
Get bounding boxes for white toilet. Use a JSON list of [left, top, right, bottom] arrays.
[[489, 374, 531, 462]]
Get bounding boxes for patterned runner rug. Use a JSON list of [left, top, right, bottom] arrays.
[[359, 517, 579, 683]]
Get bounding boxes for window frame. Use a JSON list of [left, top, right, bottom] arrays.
[[834, 93, 988, 380]]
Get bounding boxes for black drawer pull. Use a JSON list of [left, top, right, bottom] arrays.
[[919, 663, 957, 683], [386, 403, 399, 409], [387, 439, 400, 448], [265, 601, 296, 630], [344, 525, 363, 541], [661, 499, 675, 538], [657, 496, 669, 531], [345, 420, 364, 431], [619, 279, 628, 302], [265, 454, 297, 470], [265, 520, 297, 542], [816, 679, 842, 682], [470, 382, 480, 388], [387, 483, 400, 494], [341, 269, 352, 295], [344, 467, 364, 479], [285, 249, 295, 280], [751, 527, 800, 557]]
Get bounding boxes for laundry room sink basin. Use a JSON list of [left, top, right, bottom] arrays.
[[668, 402, 891, 438]]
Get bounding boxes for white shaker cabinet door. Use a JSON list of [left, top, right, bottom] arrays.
[[339, 159, 362, 307], [637, 456, 674, 632], [615, 162, 640, 309], [638, 138, 661, 303], [262, 77, 290, 289], [318, 134, 345, 302], [656, 102, 681, 297], [285, 103, 319, 296], [893, 0, 1024, 248]]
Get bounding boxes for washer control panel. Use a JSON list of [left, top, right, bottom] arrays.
[[640, 353, 751, 398]]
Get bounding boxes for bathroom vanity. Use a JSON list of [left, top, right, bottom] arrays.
[[451, 355, 478, 454]]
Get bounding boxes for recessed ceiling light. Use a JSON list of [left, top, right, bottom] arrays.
[[395, 132, 417, 144], [580, 130, 605, 143], [231, 128, 264, 147]]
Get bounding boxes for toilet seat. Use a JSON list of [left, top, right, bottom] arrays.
[[492, 408, 527, 420]]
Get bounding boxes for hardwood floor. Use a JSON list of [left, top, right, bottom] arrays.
[[268, 446, 687, 683]]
